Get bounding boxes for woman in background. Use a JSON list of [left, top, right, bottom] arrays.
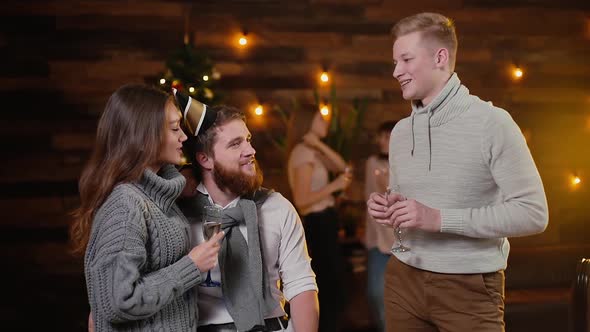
[[286, 107, 352, 332], [70, 84, 223, 332]]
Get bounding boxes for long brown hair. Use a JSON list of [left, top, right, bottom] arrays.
[[285, 106, 320, 159], [70, 84, 171, 255]]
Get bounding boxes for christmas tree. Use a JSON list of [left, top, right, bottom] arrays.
[[156, 43, 221, 105]]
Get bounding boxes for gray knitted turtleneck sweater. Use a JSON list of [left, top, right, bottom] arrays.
[[85, 165, 201, 331], [389, 73, 548, 274]]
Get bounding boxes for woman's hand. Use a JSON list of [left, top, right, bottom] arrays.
[[188, 231, 225, 272]]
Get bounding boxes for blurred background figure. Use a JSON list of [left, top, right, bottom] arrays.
[[286, 107, 352, 332], [363, 120, 397, 332]]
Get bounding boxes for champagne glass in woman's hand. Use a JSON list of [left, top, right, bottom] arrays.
[[202, 205, 222, 287], [387, 185, 410, 253]]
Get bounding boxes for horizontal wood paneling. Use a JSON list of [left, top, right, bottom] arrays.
[[0, 0, 588, 248]]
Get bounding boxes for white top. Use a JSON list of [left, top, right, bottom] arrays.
[[287, 143, 335, 216], [190, 183, 317, 327]]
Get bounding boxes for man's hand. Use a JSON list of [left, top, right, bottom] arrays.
[[367, 191, 404, 227], [390, 199, 442, 232]]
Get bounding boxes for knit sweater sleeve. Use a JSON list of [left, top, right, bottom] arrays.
[[87, 194, 201, 323], [440, 108, 548, 238]]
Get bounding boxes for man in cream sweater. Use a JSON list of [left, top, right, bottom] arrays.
[[367, 12, 548, 332]]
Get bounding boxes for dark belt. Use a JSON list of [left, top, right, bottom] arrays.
[[198, 316, 288, 332]]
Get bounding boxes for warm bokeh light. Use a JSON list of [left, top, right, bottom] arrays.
[[572, 176, 581, 186], [202, 75, 209, 81], [188, 87, 195, 93], [254, 104, 263, 116], [159, 78, 166, 85], [238, 35, 248, 46], [513, 67, 523, 79], [320, 71, 329, 83], [320, 105, 330, 117]]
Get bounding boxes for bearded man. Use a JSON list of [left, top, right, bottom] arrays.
[[176, 96, 319, 332]]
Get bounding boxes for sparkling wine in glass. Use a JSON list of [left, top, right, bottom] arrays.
[[387, 186, 410, 253], [201, 206, 222, 287]]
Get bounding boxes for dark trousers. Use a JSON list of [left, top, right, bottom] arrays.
[[303, 207, 346, 332]]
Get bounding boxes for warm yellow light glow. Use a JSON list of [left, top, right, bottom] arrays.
[[254, 105, 263, 116], [572, 176, 581, 186], [320, 105, 330, 116], [513, 67, 523, 79], [239, 36, 248, 46], [159, 78, 166, 85], [203, 75, 209, 81], [320, 71, 329, 83], [189, 87, 195, 93]]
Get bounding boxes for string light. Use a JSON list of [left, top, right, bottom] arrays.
[[571, 176, 581, 186], [159, 78, 166, 85], [512, 66, 524, 80], [202, 75, 209, 81], [254, 104, 263, 116], [189, 87, 195, 93], [320, 71, 329, 83], [320, 104, 330, 117], [238, 32, 248, 47]]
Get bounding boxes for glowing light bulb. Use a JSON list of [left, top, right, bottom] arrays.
[[513, 67, 523, 79], [320, 105, 330, 116], [572, 176, 581, 186], [255, 105, 263, 116], [159, 78, 166, 85], [189, 87, 195, 93], [320, 71, 329, 83], [202, 75, 209, 81], [239, 35, 248, 46]]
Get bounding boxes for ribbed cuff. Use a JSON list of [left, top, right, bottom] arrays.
[[171, 255, 202, 290], [440, 209, 464, 235]]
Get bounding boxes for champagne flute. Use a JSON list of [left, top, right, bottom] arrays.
[[201, 205, 222, 287], [387, 185, 410, 253]]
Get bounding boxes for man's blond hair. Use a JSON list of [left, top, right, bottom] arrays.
[[391, 12, 458, 71]]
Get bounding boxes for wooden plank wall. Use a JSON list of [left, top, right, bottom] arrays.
[[0, 0, 588, 330], [1, 0, 589, 261]]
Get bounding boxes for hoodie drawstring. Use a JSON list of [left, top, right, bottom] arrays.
[[410, 113, 415, 156], [428, 110, 432, 171], [410, 112, 432, 171]]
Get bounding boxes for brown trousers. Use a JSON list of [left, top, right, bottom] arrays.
[[384, 256, 505, 332]]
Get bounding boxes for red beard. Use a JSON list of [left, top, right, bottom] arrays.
[[212, 159, 263, 197]]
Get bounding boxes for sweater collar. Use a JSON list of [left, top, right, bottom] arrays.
[[411, 73, 472, 127], [138, 164, 185, 213], [408, 73, 472, 171]]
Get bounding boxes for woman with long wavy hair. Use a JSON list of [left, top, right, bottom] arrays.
[[286, 107, 352, 332], [70, 84, 223, 332]]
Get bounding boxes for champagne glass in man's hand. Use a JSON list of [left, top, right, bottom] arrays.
[[387, 186, 411, 253]]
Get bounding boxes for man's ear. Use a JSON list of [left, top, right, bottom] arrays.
[[434, 47, 449, 69], [196, 152, 214, 171]]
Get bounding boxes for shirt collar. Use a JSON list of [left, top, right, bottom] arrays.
[[196, 183, 240, 209]]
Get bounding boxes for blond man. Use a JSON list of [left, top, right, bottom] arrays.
[[367, 12, 548, 331]]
